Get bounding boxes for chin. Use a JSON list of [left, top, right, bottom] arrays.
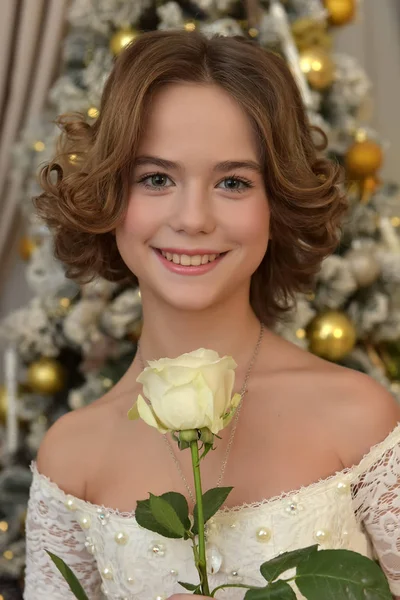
[[157, 288, 224, 313]]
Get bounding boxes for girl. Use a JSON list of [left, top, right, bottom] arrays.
[[24, 30, 400, 599]]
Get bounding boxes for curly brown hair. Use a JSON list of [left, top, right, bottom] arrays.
[[35, 29, 346, 326]]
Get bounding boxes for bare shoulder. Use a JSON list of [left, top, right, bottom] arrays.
[[36, 392, 119, 498], [320, 363, 400, 466], [293, 347, 400, 467], [264, 333, 400, 467]]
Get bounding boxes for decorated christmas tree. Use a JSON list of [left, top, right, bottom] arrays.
[[0, 0, 399, 596]]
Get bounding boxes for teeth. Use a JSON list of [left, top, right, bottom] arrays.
[[190, 255, 202, 266], [160, 250, 221, 266], [180, 254, 191, 266]]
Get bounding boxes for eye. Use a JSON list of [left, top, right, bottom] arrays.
[[216, 176, 254, 193], [137, 172, 175, 190]]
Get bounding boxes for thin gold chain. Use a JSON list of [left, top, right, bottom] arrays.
[[137, 324, 264, 504]]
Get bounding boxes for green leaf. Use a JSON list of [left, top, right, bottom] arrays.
[[46, 551, 89, 600], [199, 442, 213, 460], [296, 549, 392, 600], [260, 545, 318, 583], [178, 581, 201, 592], [178, 439, 191, 450], [160, 492, 191, 530], [192, 487, 233, 535], [149, 493, 186, 537], [136, 497, 181, 539], [172, 430, 192, 451], [244, 581, 297, 599]]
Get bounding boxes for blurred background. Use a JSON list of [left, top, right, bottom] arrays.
[[0, 0, 399, 597]]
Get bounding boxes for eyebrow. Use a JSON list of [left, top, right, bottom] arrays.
[[134, 155, 262, 174]]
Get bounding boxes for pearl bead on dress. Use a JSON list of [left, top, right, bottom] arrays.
[[336, 481, 350, 495], [79, 515, 91, 529], [115, 531, 129, 545], [64, 496, 77, 511], [256, 527, 272, 542], [102, 565, 114, 580], [314, 529, 330, 543]]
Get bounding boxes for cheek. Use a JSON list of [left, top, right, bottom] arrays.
[[232, 199, 270, 246], [116, 196, 159, 239], [115, 199, 149, 265]]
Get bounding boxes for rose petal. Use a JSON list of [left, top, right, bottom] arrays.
[[155, 374, 214, 430], [137, 370, 171, 403], [222, 393, 241, 429], [161, 366, 197, 387], [136, 394, 169, 433], [127, 400, 140, 421], [147, 348, 221, 370]]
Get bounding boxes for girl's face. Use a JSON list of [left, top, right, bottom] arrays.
[[116, 83, 270, 312]]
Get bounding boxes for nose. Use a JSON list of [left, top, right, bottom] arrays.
[[169, 182, 216, 235]]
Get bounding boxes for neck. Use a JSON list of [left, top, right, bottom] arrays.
[[137, 286, 262, 368]]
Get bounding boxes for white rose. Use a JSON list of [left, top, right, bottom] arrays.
[[128, 349, 241, 435]]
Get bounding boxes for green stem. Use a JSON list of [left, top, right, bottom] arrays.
[[190, 440, 210, 596], [210, 583, 259, 597], [186, 531, 201, 575]]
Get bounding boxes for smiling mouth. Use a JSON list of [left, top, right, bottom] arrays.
[[154, 249, 228, 266]]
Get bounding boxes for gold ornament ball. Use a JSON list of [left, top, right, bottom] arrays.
[[345, 140, 383, 179], [299, 47, 335, 90], [306, 311, 356, 361], [109, 27, 138, 56], [19, 237, 39, 261], [27, 358, 66, 395], [325, 0, 356, 27], [291, 18, 332, 52]]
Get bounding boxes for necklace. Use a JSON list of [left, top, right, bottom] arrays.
[[137, 323, 264, 504]]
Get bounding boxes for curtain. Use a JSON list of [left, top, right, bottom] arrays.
[[0, 0, 69, 287]]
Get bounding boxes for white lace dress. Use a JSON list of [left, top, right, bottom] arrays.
[[24, 424, 400, 600]]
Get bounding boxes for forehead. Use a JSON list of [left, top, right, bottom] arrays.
[[137, 83, 259, 161]]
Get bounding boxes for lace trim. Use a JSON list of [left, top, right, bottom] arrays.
[[31, 421, 400, 518]]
